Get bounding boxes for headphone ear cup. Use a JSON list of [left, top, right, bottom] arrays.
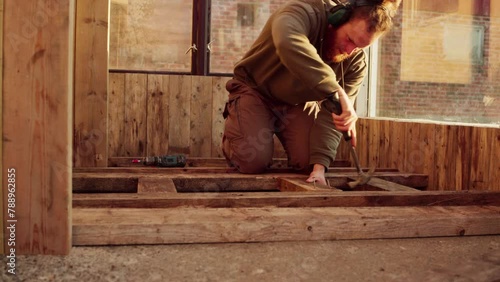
[[328, 5, 353, 27]]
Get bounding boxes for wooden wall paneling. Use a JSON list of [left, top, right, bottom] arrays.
[[3, 0, 73, 254], [377, 120, 391, 169], [190, 76, 213, 157], [420, 123, 436, 190], [404, 122, 435, 177], [353, 119, 368, 167], [74, 0, 108, 167], [388, 120, 406, 172], [108, 73, 126, 159], [456, 125, 472, 190], [367, 119, 381, 168], [146, 75, 170, 156], [470, 127, 491, 190], [124, 74, 147, 157], [435, 124, 455, 191], [168, 75, 192, 154], [211, 77, 229, 157], [489, 128, 500, 190]]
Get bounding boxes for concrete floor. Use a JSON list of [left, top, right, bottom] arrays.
[[2, 236, 500, 282]]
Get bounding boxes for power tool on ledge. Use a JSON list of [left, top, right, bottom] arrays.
[[132, 154, 187, 167]]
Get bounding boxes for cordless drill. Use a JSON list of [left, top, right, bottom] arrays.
[[132, 154, 187, 167]]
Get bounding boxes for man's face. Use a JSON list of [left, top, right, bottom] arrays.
[[324, 18, 380, 63]]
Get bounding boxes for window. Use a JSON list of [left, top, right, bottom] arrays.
[[209, 0, 287, 74], [373, 0, 500, 124], [109, 0, 193, 72]]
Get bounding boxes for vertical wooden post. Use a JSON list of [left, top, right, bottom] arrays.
[[0, 0, 4, 255], [74, 0, 108, 167], [2, 0, 74, 254]]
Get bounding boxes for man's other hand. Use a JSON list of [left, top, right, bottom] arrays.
[[306, 164, 327, 185]]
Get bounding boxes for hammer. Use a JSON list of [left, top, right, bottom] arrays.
[[322, 96, 374, 188], [342, 132, 374, 188]]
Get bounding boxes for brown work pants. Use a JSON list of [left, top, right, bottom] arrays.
[[222, 79, 314, 174]]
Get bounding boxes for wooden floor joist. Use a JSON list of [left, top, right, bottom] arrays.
[[71, 164, 500, 246]]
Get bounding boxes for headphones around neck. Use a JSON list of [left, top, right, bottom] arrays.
[[328, 0, 376, 27]]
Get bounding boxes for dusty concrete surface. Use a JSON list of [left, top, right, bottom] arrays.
[[2, 236, 500, 282]]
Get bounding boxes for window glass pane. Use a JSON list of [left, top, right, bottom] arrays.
[[109, 0, 193, 72], [376, 0, 500, 125], [209, 0, 287, 73]]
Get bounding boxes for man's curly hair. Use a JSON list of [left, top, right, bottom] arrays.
[[351, 0, 402, 34]]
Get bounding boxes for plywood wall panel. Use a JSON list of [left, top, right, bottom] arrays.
[[190, 76, 213, 157]]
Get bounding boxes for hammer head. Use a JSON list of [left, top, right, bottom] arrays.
[[347, 167, 375, 188]]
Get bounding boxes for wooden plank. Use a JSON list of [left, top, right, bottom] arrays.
[[74, 0, 108, 167], [489, 128, 500, 191], [211, 76, 229, 157], [168, 75, 191, 154], [389, 120, 406, 172], [137, 178, 177, 193], [123, 73, 148, 156], [107, 73, 126, 159], [470, 127, 491, 190], [73, 206, 500, 245], [378, 120, 392, 168], [457, 125, 472, 191], [435, 124, 454, 190], [190, 76, 213, 157], [279, 178, 341, 192], [146, 75, 170, 156], [72, 191, 500, 208], [363, 177, 420, 192], [367, 118, 381, 168], [3, 0, 73, 254]]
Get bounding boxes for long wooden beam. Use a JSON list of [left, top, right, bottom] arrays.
[[2, 0, 73, 255], [72, 191, 500, 208], [73, 206, 500, 245]]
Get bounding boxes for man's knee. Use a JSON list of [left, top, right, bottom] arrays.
[[222, 137, 271, 173]]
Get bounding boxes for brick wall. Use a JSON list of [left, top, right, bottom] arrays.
[[378, 8, 500, 124]]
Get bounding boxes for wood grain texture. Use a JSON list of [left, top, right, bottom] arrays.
[[146, 74, 170, 156], [470, 127, 490, 190], [137, 177, 177, 193], [0, 0, 4, 255], [3, 0, 72, 254], [190, 76, 213, 157], [168, 75, 192, 154], [73, 206, 500, 245], [489, 128, 500, 191], [388, 120, 406, 172], [108, 73, 126, 159], [73, 190, 500, 209], [211, 77, 229, 157], [74, 0, 108, 167], [124, 74, 147, 156]]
